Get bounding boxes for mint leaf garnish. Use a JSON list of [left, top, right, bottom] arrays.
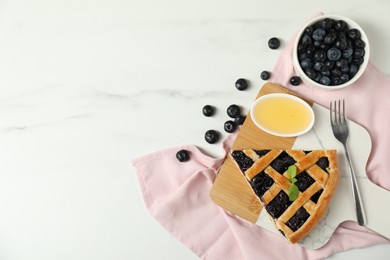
[[287, 165, 297, 179], [288, 184, 299, 201], [287, 165, 299, 201]]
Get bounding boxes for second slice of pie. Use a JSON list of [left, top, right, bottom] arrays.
[[230, 149, 338, 244]]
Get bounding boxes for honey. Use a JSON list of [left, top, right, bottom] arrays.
[[251, 96, 313, 135]]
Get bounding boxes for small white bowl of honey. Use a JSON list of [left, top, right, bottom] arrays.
[[250, 93, 315, 137]]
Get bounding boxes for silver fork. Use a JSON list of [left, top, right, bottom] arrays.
[[330, 100, 366, 226]]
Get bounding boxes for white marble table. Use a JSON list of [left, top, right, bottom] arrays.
[[1, 0, 390, 259]]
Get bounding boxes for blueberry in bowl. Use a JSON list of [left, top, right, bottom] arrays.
[[292, 15, 370, 90]]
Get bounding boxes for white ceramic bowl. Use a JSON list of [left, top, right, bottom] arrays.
[[293, 14, 370, 90], [250, 93, 315, 137]]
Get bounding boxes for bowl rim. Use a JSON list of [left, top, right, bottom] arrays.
[[292, 14, 370, 90], [250, 93, 315, 137]]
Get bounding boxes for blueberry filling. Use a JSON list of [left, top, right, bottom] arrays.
[[286, 207, 310, 232], [270, 151, 296, 174], [316, 157, 329, 171], [231, 151, 254, 172], [310, 189, 323, 204], [250, 172, 274, 197], [255, 149, 271, 157], [295, 172, 315, 192], [266, 191, 292, 219]]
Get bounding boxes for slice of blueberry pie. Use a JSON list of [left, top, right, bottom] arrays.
[[230, 149, 338, 244]]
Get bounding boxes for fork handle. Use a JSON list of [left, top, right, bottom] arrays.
[[343, 143, 366, 226]]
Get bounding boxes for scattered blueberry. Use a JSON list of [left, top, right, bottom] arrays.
[[234, 115, 246, 125], [290, 76, 302, 86], [224, 120, 237, 133], [268, 37, 281, 49], [202, 105, 215, 117], [235, 78, 248, 91], [227, 104, 241, 118], [176, 149, 190, 162], [205, 130, 220, 144], [260, 71, 271, 80]]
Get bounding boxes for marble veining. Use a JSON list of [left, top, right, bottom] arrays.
[[1, 0, 390, 259]]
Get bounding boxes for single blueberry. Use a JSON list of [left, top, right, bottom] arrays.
[[354, 48, 365, 58], [341, 64, 350, 73], [234, 115, 246, 125], [227, 104, 241, 118], [312, 28, 326, 41], [305, 46, 316, 58], [355, 39, 366, 48], [331, 68, 342, 77], [268, 37, 281, 49], [331, 75, 343, 85], [305, 68, 317, 80], [235, 78, 248, 91], [298, 43, 306, 54], [335, 33, 348, 49], [313, 62, 323, 72], [353, 57, 364, 65], [348, 29, 361, 40], [349, 63, 359, 76], [299, 53, 309, 61], [290, 76, 301, 86], [320, 18, 334, 30], [324, 33, 337, 45], [300, 59, 313, 70], [321, 69, 331, 77], [320, 76, 331, 85], [335, 59, 348, 68], [323, 60, 335, 70], [340, 73, 350, 83], [224, 120, 237, 133], [314, 73, 322, 83], [304, 26, 314, 35], [260, 71, 271, 80], [176, 149, 190, 162], [327, 47, 342, 61], [205, 130, 220, 144], [319, 42, 330, 50], [313, 50, 326, 62], [314, 40, 321, 47], [301, 34, 312, 46], [342, 47, 353, 59], [334, 20, 347, 31], [202, 105, 215, 117]]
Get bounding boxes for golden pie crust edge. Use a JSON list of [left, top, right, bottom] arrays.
[[230, 149, 339, 244], [288, 149, 338, 244]]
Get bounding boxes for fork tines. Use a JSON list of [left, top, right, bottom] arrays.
[[330, 99, 346, 125]]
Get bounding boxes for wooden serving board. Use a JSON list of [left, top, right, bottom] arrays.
[[210, 82, 390, 249], [210, 82, 310, 222]]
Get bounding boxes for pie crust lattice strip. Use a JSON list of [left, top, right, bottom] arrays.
[[230, 149, 338, 244]]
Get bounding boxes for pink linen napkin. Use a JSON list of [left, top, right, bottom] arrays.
[[132, 15, 390, 259]]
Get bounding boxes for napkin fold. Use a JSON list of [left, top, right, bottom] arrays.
[[132, 15, 390, 259]]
